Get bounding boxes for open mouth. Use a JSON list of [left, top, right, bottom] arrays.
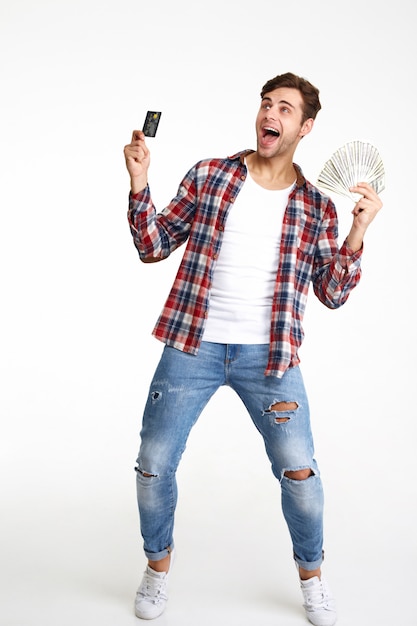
[[261, 126, 280, 147], [262, 126, 280, 139]]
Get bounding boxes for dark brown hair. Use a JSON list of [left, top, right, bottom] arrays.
[[260, 72, 321, 122]]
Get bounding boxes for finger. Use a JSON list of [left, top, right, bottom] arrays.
[[352, 202, 367, 215], [126, 137, 149, 155], [351, 195, 382, 217], [132, 129, 145, 142], [350, 183, 378, 200], [131, 132, 149, 155], [124, 145, 143, 163]]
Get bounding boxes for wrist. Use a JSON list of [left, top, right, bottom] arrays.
[[346, 233, 363, 253], [131, 176, 148, 195]]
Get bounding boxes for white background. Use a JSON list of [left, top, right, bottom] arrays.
[[1, 0, 416, 624]]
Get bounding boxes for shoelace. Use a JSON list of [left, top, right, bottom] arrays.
[[137, 571, 168, 604], [303, 580, 331, 609]]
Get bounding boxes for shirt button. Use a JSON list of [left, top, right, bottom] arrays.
[[213, 253, 218, 260], [218, 225, 224, 231], [230, 197, 235, 202], [241, 175, 246, 181]]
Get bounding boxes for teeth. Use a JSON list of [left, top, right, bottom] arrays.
[[264, 127, 279, 136]]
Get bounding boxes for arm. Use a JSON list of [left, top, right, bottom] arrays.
[[124, 130, 197, 262], [312, 183, 383, 308]]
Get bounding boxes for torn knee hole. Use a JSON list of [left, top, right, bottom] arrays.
[[270, 400, 298, 423], [135, 467, 158, 478], [271, 401, 298, 411], [284, 468, 314, 480]]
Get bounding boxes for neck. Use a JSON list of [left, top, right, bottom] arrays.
[[246, 152, 297, 190]]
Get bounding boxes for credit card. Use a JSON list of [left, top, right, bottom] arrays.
[[142, 111, 162, 137]]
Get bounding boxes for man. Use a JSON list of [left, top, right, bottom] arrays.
[[123, 72, 382, 626]]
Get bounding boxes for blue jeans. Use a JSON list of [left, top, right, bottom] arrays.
[[135, 342, 324, 571]]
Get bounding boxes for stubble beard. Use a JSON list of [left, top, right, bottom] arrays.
[[257, 131, 300, 161]]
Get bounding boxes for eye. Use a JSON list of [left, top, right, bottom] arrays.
[[261, 99, 272, 110]]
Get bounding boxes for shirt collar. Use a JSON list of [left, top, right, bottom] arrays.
[[228, 150, 306, 188]]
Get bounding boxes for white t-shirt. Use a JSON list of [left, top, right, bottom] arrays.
[[202, 171, 294, 344]]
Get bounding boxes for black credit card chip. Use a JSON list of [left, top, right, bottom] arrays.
[[142, 111, 162, 137]]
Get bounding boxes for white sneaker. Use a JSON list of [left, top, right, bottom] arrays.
[[300, 575, 337, 626], [135, 552, 174, 620]]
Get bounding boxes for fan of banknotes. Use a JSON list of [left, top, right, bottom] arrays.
[[317, 140, 385, 202]]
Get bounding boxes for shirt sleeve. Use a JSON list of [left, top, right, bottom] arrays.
[[127, 166, 198, 261], [312, 202, 363, 309]]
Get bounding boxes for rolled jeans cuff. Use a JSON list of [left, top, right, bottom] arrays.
[[294, 550, 324, 572], [144, 544, 175, 562]]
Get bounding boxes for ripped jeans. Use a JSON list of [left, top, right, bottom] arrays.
[[135, 342, 324, 571]]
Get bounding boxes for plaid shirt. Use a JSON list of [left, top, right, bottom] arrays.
[[128, 150, 362, 377]]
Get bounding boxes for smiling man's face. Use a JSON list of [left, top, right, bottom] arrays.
[[255, 87, 313, 160]]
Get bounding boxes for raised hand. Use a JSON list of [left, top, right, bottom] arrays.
[[346, 182, 383, 252], [124, 130, 150, 193]]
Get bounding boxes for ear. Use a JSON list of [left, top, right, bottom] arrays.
[[299, 118, 314, 138]]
